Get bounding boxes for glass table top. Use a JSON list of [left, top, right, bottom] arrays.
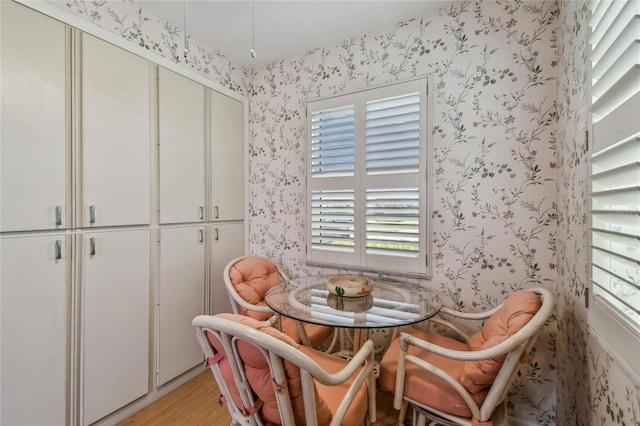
[[264, 275, 442, 329]]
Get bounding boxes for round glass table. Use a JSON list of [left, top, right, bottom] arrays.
[[264, 274, 442, 329]]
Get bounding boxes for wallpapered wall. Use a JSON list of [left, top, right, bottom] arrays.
[[48, 0, 639, 424], [554, 1, 640, 425]]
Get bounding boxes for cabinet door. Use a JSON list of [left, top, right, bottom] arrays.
[[157, 226, 205, 386], [81, 229, 150, 425], [1, 234, 69, 425], [81, 34, 151, 227], [210, 222, 245, 314], [210, 90, 245, 221], [0, 1, 68, 232], [158, 68, 206, 224]]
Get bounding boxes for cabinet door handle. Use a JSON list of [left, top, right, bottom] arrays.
[[214, 206, 219, 219], [89, 205, 96, 224], [199, 206, 204, 220], [89, 237, 96, 256], [55, 240, 62, 260], [55, 206, 62, 226], [214, 228, 219, 241], [199, 229, 204, 243]]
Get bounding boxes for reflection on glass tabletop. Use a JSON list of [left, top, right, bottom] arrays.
[[264, 275, 442, 328]]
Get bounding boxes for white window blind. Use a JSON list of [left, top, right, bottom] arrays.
[[588, 0, 640, 382], [307, 79, 430, 276]]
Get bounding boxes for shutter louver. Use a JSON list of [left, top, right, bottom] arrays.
[[365, 93, 420, 174], [366, 188, 419, 257], [310, 190, 355, 253], [310, 105, 355, 178], [588, 0, 640, 381]]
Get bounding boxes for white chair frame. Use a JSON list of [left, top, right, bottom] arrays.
[[392, 287, 554, 426], [223, 255, 339, 351], [193, 314, 377, 426]]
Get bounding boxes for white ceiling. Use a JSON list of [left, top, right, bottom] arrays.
[[135, 1, 451, 68]]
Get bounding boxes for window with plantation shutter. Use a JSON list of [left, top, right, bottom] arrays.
[[307, 78, 431, 276], [588, 0, 640, 382]]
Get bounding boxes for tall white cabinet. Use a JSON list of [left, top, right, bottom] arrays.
[[0, 2, 247, 425], [81, 229, 151, 425], [0, 234, 70, 426], [0, 0, 69, 233], [79, 34, 152, 228]]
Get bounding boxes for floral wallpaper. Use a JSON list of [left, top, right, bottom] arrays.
[[554, 1, 640, 425], [40, 0, 639, 424]]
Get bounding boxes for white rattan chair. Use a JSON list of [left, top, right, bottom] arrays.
[[193, 313, 377, 425], [378, 287, 554, 426], [223, 255, 337, 350]]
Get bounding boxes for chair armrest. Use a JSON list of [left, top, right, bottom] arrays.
[[426, 317, 473, 342], [399, 331, 526, 361], [440, 304, 502, 320]]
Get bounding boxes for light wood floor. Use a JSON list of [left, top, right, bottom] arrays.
[[118, 371, 403, 425]]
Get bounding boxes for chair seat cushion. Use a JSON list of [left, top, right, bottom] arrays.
[[379, 328, 489, 418], [281, 316, 335, 348], [298, 345, 369, 426]]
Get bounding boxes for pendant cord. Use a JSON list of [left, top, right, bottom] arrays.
[[250, 0, 256, 58], [183, 0, 188, 58]]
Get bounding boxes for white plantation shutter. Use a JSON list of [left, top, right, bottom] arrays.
[[307, 79, 429, 275], [310, 104, 355, 177], [588, 0, 640, 381]]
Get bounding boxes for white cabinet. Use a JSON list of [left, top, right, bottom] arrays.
[[80, 33, 151, 228], [81, 229, 150, 425], [157, 226, 206, 386], [210, 90, 245, 221], [158, 68, 206, 224], [0, 234, 70, 425], [0, 2, 247, 423], [210, 222, 245, 314], [0, 1, 69, 232]]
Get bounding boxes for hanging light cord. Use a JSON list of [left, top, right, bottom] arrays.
[[183, 0, 189, 58], [250, 0, 256, 58]]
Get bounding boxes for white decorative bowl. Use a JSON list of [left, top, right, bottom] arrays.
[[326, 275, 373, 297], [327, 293, 373, 312]]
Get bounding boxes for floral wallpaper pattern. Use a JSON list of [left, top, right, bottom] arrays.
[[42, 0, 640, 424], [554, 1, 640, 425]]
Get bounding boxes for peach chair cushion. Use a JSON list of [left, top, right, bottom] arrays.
[[217, 313, 334, 425], [228, 257, 282, 321], [379, 328, 489, 418], [297, 345, 369, 426], [460, 290, 541, 393], [280, 317, 334, 349], [379, 290, 541, 418], [205, 331, 244, 412]]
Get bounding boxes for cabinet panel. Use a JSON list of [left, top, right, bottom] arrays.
[[1, 234, 69, 425], [210, 91, 245, 221], [81, 229, 150, 425], [158, 68, 206, 224], [81, 34, 151, 227], [157, 226, 205, 386], [0, 1, 68, 232], [210, 222, 245, 314]]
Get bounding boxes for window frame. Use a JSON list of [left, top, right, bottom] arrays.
[[305, 76, 432, 278], [587, 0, 640, 383]]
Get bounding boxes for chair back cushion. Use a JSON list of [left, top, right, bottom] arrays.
[[215, 313, 333, 425], [460, 290, 541, 393], [229, 257, 282, 321]]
